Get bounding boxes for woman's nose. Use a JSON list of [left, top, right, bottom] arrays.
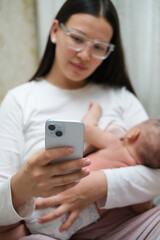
[[77, 43, 92, 61]]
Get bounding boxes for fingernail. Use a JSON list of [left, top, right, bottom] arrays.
[[38, 219, 43, 223], [83, 169, 90, 175], [83, 158, 91, 166], [89, 102, 93, 109], [66, 147, 74, 154]]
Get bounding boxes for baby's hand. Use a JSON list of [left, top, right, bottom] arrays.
[[82, 102, 102, 126]]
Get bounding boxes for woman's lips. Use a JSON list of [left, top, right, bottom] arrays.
[[71, 62, 87, 71]]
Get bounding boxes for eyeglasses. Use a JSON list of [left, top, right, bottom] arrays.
[[60, 23, 115, 60]]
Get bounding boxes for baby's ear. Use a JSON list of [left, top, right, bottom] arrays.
[[127, 128, 140, 143]]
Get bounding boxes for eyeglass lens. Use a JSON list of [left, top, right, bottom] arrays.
[[67, 32, 110, 58]]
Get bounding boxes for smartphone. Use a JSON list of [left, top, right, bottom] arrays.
[[45, 119, 84, 164]]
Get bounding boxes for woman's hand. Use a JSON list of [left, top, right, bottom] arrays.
[[11, 147, 91, 211], [35, 170, 107, 232]]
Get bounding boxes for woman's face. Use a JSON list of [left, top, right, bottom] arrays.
[[50, 14, 113, 89]]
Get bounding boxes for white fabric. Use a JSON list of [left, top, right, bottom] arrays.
[[0, 178, 35, 225], [19, 234, 54, 240], [111, 0, 160, 118], [0, 78, 152, 226], [25, 200, 99, 240]]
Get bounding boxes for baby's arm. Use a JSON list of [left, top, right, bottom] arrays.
[[82, 102, 102, 127], [83, 102, 131, 169], [83, 102, 118, 149], [85, 124, 118, 149]]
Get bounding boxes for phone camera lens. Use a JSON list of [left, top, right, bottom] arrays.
[[48, 125, 55, 131], [56, 131, 63, 137]]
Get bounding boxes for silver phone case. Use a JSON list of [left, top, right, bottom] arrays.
[[45, 119, 84, 164]]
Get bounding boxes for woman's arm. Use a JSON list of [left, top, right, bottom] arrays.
[[0, 147, 90, 226], [103, 165, 160, 209], [11, 148, 90, 211], [35, 164, 160, 231], [0, 92, 91, 228]]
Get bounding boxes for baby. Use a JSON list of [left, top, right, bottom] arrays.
[[24, 103, 160, 240], [83, 102, 160, 170]]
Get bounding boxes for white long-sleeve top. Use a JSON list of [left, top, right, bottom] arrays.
[[0, 79, 159, 225]]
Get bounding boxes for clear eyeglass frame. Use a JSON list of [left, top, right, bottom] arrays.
[[60, 23, 115, 60]]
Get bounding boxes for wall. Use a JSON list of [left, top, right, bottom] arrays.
[[112, 0, 160, 118], [35, 0, 65, 59], [0, 0, 38, 101]]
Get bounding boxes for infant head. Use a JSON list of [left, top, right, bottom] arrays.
[[135, 119, 160, 168]]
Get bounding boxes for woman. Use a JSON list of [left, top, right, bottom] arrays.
[[1, 0, 160, 239]]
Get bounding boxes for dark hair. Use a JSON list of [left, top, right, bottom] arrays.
[[30, 0, 135, 94], [136, 119, 160, 168]]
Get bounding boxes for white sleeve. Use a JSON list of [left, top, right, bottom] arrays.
[[0, 92, 34, 225], [0, 178, 35, 225], [100, 166, 160, 209]]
